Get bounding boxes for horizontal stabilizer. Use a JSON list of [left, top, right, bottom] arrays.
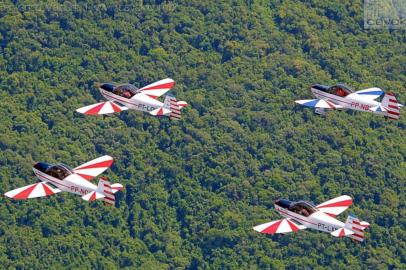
[[369, 105, 387, 112], [5, 182, 61, 200], [149, 107, 171, 116], [177, 101, 188, 108], [110, 183, 123, 194], [295, 99, 343, 109], [76, 101, 128, 115], [253, 218, 306, 234], [331, 228, 354, 238], [81, 191, 105, 201]]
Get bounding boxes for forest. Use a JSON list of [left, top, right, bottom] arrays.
[[0, 0, 405, 269]]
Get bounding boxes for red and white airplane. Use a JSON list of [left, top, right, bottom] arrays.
[[4, 155, 123, 206], [253, 195, 370, 242], [76, 78, 188, 120], [295, 84, 402, 119]]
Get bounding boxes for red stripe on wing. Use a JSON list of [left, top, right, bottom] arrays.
[[141, 82, 175, 91], [261, 220, 282, 234], [75, 160, 113, 170], [13, 184, 37, 199], [318, 199, 352, 208], [85, 103, 106, 115]]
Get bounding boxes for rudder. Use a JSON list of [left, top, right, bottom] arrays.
[[382, 92, 400, 120], [164, 94, 182, 120], [345, 215, 369, 242], [97, 177, 116, 206]]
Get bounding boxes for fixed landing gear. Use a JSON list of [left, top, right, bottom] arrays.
[[315, 108, 326, 116]]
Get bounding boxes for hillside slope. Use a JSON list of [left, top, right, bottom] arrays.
[[0, 1, 405, 269]]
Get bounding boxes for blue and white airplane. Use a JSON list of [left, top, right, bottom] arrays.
[[296, 84, 402, 119]]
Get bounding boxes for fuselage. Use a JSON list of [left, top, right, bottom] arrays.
[[99, 83, 163, 113], [33, 162, 97, 196], [311, 84, 382, 114], [274, 199, 344, 234]]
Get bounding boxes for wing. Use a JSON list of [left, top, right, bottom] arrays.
[[253, 218, 306, 234], [73, 155, 113, 181], [76, 101, 128, 115], [295, 99, 343, 109], [316, 195, 352, 217], [354, 87, 384, 101], [137, 78, 175, 99], [5, 182, 61, 200]]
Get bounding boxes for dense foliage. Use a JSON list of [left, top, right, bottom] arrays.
[[0, 1, 405, 269]]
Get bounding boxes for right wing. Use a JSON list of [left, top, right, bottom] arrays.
[[353, 88, 384, 101], [5, 182, 61, 200], [295, 99, 343, 109], [137, 78, 175, 99], [316, 195, 353, 217], [73, 155, 114, 181], [253, 218, 306, 234], [76, 101, 128, 115]]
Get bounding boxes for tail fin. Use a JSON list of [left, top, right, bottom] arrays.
[[382, 92, 401, 120], [97, 177, 122, 206], [344, 215, 370, 242], [164, 94, 183, 120]]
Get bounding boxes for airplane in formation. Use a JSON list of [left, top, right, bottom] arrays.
[[4, 155, 123, 206], [76, 78, 188, 120], [295, 84, 402, 119], [253, 195, 370, 242]]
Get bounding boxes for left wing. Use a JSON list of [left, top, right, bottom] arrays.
[[76, 101, 128, 115], [316, 195, 352, 217], [73, 155, 113, 181], [5, 182, 61, 200], [137, 78, 175, 99], [253, 218, 306, 234], [353, 87, 384, 101], [295, 99, 344, 109]]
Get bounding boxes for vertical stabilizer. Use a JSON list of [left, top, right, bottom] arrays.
[[164, 94, 182, 120], [97, 177, 115, 206], [344, 215, 369, 242], [382, 92, 400, 120]]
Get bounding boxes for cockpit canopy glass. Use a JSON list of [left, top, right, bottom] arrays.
[[326, 84, 353, 97], [45, 163, 73, 180], [275, 199, 318, 217], [289, 201, 317, 217], [113, 84, 139, 98]]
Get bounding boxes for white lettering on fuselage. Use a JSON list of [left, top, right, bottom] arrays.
[[318, 223, 338, 232]]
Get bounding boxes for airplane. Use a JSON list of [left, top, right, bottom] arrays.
[[76, 78, 188, 120], [253, 195, 370, 242], [295, 83, 402, 119], [4, 155, 123, 206]]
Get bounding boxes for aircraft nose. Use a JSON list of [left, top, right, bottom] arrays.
[[311, 84, 329, 91], [99, 83, 115, 92]]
